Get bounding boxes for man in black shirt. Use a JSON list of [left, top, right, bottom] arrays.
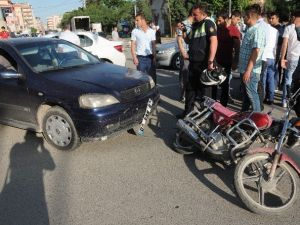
[[179, 3, 218, 117], [269, 11, 285, 90]]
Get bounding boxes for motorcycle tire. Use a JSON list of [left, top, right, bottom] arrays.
[[234, 153, 299, 215], [173, 130, 196, 155]]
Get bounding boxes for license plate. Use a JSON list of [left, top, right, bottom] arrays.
[[137, 98, 153, 135]]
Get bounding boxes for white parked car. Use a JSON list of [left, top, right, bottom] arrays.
[[44, 31, 126, 66]]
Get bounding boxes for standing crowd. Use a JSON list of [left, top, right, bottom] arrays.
[[130, 3, 300, 118]]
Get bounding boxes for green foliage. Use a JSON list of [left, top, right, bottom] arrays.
[[61, 1, 135, 32], [136, 0, 153, 22], [184, 0, 251, 14], [30, 27, 37, 34], [264, 0, 300, 18], [169, 0, 188, 22]]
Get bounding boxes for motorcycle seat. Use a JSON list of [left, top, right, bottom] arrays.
[[213, 102, 237, 118]]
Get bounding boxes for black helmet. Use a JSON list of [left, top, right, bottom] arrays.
[[200, 65, 227, 86]]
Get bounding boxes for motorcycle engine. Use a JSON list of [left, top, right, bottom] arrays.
[[208, 132, 228, 152]]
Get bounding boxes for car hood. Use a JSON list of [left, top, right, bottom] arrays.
[[43, 63, 151, 93]]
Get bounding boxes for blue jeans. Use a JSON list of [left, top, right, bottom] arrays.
[[262, 58, 276, 101], [282, 60, 299, 101], [240, 72, 261, 112], [137, 55, 156, 84]]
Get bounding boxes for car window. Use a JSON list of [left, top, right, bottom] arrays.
[[0, 49, 18, 71], [78, 34, 93, 47], [16, 40, 100, 73]]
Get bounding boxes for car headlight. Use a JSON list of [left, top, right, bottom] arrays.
[[79, 94, 119, 108], [149, 78, 155, 89]]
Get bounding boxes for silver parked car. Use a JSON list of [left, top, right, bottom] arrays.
[[156, 41, 181, 70]]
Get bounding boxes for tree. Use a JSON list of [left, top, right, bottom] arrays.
[[136, 0, 153, 22], [30, 27, 37, 34], [169, 0, 187, 23], [61, 1, 135, 32]]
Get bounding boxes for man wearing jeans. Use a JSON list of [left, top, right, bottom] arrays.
[[281, 12, 300, 107], [239, 5, 266, 112], [131, 13, 157, 83], [261, 21, 278, 105], [176, 9, 193, 102]]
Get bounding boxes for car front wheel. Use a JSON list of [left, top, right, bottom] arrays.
[[171, 52, 181, 70], [42, 106, 81, 151]]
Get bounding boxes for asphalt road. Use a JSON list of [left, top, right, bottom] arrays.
[[0, 48, 299, 225]]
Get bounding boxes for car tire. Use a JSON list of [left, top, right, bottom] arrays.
[[171, 52, 181, 70], [42, 106, 81, 151]]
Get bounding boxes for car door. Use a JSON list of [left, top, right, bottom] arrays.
[[0, 47, 34, 128], [78, 34, 94, 53]]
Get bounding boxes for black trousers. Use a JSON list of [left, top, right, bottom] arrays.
[[184, 62, 212, 115], [212, 63, 231, 107]]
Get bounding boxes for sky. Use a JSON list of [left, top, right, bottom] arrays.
[[13, 0, 82, 22]]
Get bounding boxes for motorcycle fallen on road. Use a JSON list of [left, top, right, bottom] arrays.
[[234, 88, 300, 215], [173, 96, 283, 165]]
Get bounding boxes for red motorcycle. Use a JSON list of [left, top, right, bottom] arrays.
[[173, 96, 280, 164], [234, 88, 300, 215]]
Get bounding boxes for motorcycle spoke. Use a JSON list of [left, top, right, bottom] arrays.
[[258, 186, 265, 206], [274, 169, 286, 185], [268, 188, 289, 202], [242, 174, 260, 184]]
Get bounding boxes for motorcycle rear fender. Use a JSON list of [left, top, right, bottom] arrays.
[[247, 147, 300, 175]]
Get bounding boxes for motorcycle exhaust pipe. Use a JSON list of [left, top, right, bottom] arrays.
[[176, 119, 200, 142]]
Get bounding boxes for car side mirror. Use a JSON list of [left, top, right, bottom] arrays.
[[0, 69, 24, 80]]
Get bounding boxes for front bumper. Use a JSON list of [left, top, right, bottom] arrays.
[[73, 88, 159, 141]]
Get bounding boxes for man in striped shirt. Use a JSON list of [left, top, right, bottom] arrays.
[[239, 4, 266, 112]]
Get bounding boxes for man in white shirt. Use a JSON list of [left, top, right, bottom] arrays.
[[59, 24, 80, 46], [280, 14, 300, 107], [131, 13, 156, 83], [111, 27, 120, 41], [261, 22, 279, 105]]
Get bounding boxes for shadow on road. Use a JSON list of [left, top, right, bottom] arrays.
[[0, 131, 55, 225], [148, 98, 181, 149], [183, 153, 247, 211]]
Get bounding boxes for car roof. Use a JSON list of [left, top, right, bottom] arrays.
[[0, 37, 63, 47]]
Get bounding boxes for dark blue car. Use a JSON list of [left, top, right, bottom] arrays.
[[0, 38, 159, 150]]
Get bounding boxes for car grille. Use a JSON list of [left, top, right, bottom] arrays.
[[120, 83, 151, 101]]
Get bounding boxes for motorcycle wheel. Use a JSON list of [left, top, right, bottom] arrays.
[[173, 130, 196, 155], [234, 153, 299, 215]]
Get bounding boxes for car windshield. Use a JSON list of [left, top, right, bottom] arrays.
[[15, 40, 100, 73]]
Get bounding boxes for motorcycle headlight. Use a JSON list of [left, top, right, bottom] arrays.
[[79, 94, 119, 109], [149, 78, 155, 89]]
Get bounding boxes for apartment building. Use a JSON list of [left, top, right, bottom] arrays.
[[47, 15, 62, 31]]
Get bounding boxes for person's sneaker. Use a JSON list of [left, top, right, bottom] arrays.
[[180, 97, 185, 103], [275, 89, 280, 93], [266, 100, 274, 105], [282, 100, 287, 108]]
